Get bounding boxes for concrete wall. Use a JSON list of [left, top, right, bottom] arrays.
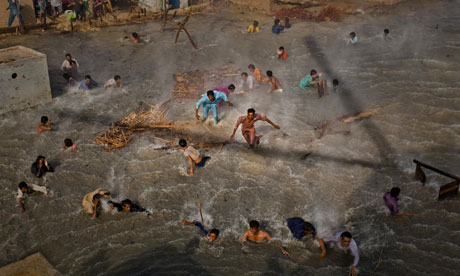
[[230, 0, 273, 12], [139, 0, 189, 13], [0, 0, 37, 28], [0, 46, 52, 115]]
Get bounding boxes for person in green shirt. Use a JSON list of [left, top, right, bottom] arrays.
[[299, 69, 327, 96]]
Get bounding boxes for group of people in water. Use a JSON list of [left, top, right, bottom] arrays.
[[13, 18, 407, 276]]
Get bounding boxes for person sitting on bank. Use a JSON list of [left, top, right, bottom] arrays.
[[37, 116, 53, 134], [104, 75, 121, 89], [299, 69, 327, 90], [31, 155, 54, 178], [179, 139, 210, 176], [346, 32, 358, 45], [241, 220, 290, 256], [272, 18, 284, 35], [82, 188, 111, 218], [318, 230, 359, 276], [124, 32, 147, 43], [79, 75, 98, 90], [181, 218, 220, 242], [248, 20, 259, 33], [109, 199, 153, 219], [383, 187, 413, 217], [17, 181, 51, 214], [62, 138, 77, 152], [286, 217, 316, 240], [278, 46, 288, 60]]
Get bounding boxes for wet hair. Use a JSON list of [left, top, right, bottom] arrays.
[[131, 32, 139, 39], [248, 64, 255, 70], [253, 21, 258, 25], [114, 75, 121, 80], [247, 108, 256, 114], [350, 32, 356, 38], [85, 75, 91, 80], [70, 60, 76, 66], [310, 69, 317, 76], [274, 19, 280, 24], [228, 84, 235, 90], [279, 46, 284, 51], [41, 116, 49, 123], [210, 229, 220, 237], [65, 53, 71, 58], [249, 220, 259, 229], [35, 155, 46, 163], [179, 139, 187, 148], [241, 72, 248, 77], [64, 138, 73, 147], [121, 199, 132, 206], [207, 90, 215, 97], [93, 194, 102, 200], [333, 79, 339, 86], [390, 187, 401, 198], [18, 181, 28, 189], [266, 71, 273, 77], [285, 18, 290, 24], [340, 231, 352, 239], [384, 29, 389, 34], [303, 222, 316, 238]]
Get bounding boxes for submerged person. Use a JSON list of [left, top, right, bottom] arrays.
[[179, 139, 210, 176], [82, 188, 111, 218], [109, 199, 153, 219], [195, 90, 233, 124], [241, 220, 290, 256], [230, 108, 280, 148], [318, 231, 359, 276], [37, 116, 53, 134], [61, 53, 79, 73], [383, 28, 392, 40], [248, 20, 259, 33], [272, 18, 284, 35], [237, 72, 256, 93], [286, 217, 316, 240], [299, 70, 327, 91], [31, 155, 54, 178], [64, 60, 82, 85], [181, 219, 220, 242], [266, 70, 282, 93], [79, 75, 98, 90], [124, 32, 147, 43], [332, 79, 339, 92], [346, 32, 358, 45], [17, 181, 51, 214], [278, 46, 288, 60], [214, 84, 235, 107], [248, 64, 268, 84], [104, 75, 121, 89], [62, 138, 77, 152], [7, 0, 25, 27], [383, 187, 413, 217]]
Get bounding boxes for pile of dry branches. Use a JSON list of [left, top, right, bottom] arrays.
[[171, 66, 239, 101], [95, 101, 173, 151]]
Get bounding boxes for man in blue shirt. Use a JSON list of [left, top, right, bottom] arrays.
[[195, 90, 233, 124], [7, 0, 25, 27], [79, 75, 98, 90], [286, 217, 316, 240], [272, 19, 284, 35], [181, 218, 220, 242]]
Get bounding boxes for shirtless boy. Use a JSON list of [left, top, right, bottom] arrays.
[[241, 220, 290, 256]]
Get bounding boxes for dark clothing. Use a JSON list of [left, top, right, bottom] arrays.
[[194, 221, 208, 235], [31, 162, 54, 178], [272, 24, 284, 35], [287, 217, 316, 240], [195, 156, 210, 168], [8, 0, 25, 26], [74, 1, 86, 20], [110, 200, 151, 215]]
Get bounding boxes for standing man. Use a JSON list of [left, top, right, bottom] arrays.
[[318, 231, 359, 276], [195, 90, 233, 124], [7, 0, 25, 27], [383, 187, 413, 217], [230, 108, 280, 147]]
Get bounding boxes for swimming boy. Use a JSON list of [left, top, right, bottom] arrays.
[[124, 32, 147, 43], [266, 70, 282, 93], [230, 108, 280, 148], [181, 219, 220, 242], [248, 20, 259, 33], [299, 70, 327, 97], [346, 32, 358, 45], [241, 220, 290, 256], [195, 90, 233, 124], [286, 217, 316, 240], [383, 187, 413, 217], [248, 64, 268, 84], [17, 181, 51, 214], [104, 75, 121, 89], [109, 199, 153, 220], [82, 188, 111, 218], [237, 72, 256, 93], [272, 19, 284, 35], [318, 231, 359, 276], [278, 46, 288, 60], [31, 155, 54, 178], [62, 138, 77, 152], [79, 75, 98, 90], [179, 139, 210, 176], [37, 116, 53, 134]]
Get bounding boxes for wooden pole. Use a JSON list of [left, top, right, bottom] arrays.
[[174, 25, 183, 44], [413, 159, 460, 181], [182, 26, 198, 49], [197, 194, 205, 227]]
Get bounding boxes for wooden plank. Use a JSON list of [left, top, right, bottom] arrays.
[[413, 159, 460, 181], [438, 180, 460, 200], [415, 164, 426, 185]]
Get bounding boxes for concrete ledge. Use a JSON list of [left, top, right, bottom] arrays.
[[0, 253, 62, 276]]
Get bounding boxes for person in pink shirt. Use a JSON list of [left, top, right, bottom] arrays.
[[229, 108, 280, 147], [214, 84, 235, 107]]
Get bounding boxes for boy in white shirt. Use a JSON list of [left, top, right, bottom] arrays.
[[179, 139, 210, 176]]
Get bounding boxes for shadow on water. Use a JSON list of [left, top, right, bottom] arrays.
[[56, 108, 116, 126], [90, 238, 212, 276]]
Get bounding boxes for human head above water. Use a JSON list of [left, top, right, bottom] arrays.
[[35, 155, 46, 163], [253, 20, 258, 27], [384, 28, 389, 35], [266, 70, 273, 77], [248, 64, 255, 72], [249, 220, 259, 229], [340, 231, 352, 247], [41, 116, 49, 123], [333, 79, 339, 86], [121, 199, 133, 211], [310, 69, 318, 77], [349, 32, 356, 38], [179, 139, 187, 148], [206, 90, 215, 101], [64, 138, 73, 148], [209, 228, 220, 241], [65, 53, 71, 60], [18, 181, 28, 192], [303, 222, 316, 237], [274, 18, 280, 25], [390, 187, 401, 198], [279, 46, 285, 51], [228, 84, 235, 92]]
